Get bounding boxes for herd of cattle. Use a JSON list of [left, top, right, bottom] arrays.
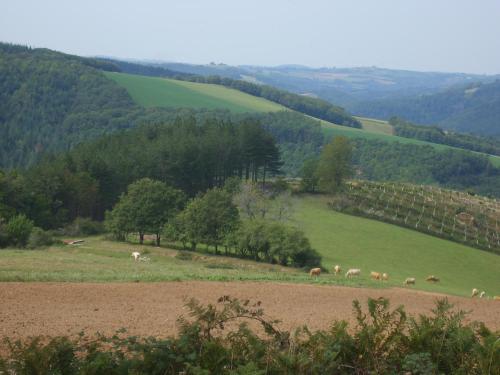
[[129, 251, 498, 300], [309, 265, 499, 300]]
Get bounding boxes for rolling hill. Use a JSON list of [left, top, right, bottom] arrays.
[[105, 70, 500, 168], [350, 80, 500, 137], [128, 59, 500, 137], [1, 195, 498, 297], [105, 72, 286, 113], [295, 195, 500, 297], [321, 117, 500, 168]]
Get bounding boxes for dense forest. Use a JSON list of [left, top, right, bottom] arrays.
[[390, 117, 500, 156], [103, 58, 362, 128], [0, 43, 358, 168], [351, 80, 500, 137], [350, 139, 500, 197], [0, 116, 283, 229]]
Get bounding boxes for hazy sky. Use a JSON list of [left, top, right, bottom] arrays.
[[2, 0, 500, 74]]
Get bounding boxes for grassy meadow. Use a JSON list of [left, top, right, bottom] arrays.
[[294, 195, 500, 297], [355, 116, 394, 135], [1, 196, 498, 297], [105, 72, 285, 113]]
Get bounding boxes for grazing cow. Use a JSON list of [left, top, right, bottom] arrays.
[[404, 277, 416, 285], [131, 251, 141, 261], [479, 291, 486, 299], [471, 288, 479, 297], [382, 273, 389, 281], [309, 268, 321, 277], [334, 265, 341, 275], [345, 268, 361, 278], [426, 275, 440, 282], [370, 271, 381, 280]]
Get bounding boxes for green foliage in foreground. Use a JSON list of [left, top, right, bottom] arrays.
[[1, 296, 498, 374]]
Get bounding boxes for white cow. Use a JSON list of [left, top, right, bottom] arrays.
[[345, 268, 361, 278], [131, 251, 141, 261], [404, 277, 416, 285]]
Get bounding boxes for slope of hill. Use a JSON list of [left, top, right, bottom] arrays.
[[321, 118, 500, 168], [0, 198, 498, 297], [128, 61, 493, 105], [351, 80, 500, 137], [105, 72, 285, 113], [0, 43, 139, 167], [295, 195, 500, 297], [103, 58, 362, 128], [329, 180, 500, 253], [132, 60, 500, 137]]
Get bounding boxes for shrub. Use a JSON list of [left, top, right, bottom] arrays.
[[5, 214, 34, 248], [27, 227, 54, 249], [1, 297, 498, 374], [0, 217, 8, 248], [64, 217, 104, 236], [234, 220, 322, 268]]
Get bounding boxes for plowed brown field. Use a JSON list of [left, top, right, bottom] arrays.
[[1, 282, 499, 345]]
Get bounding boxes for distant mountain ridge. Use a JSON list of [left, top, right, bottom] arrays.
[[124, 59, 500, 136], [352, 80, 500, 136]]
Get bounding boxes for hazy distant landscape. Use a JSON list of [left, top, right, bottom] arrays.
[[0, 1, 499, 373]]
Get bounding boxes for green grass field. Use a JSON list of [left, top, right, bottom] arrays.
[[294, 195, 500, 297], [355, 116, 394, 135], [1, 196, 498, 297], [106, 72, 285, 113], [107, 71, 500, 167]]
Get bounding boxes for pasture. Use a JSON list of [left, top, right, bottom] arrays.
[[293, 195, 500, 297], [355, 116, 394, 135], [105, 72, 285, 113], [1, 195, 499, 297]]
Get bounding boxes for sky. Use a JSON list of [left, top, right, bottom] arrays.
[[1, 0, 500, 74]]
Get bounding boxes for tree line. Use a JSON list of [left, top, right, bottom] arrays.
[[390, 117, 500, 156], [106, 178, 321, 268], [0, 116, 282, 232], [104, 58, 362, 128]]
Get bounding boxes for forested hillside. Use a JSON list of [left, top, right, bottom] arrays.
[[102, 58, 361, 128], [0, 115, 282, 229], [389, 117, 500, 156], [351, 80, 500, 136], [133, 60, 500, 137], [0, 43, 138, 167]]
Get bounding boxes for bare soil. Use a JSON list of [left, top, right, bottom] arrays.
[[1, 282, 499, 345]]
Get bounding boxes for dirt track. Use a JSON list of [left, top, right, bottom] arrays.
[[1, 282, 499, 344]]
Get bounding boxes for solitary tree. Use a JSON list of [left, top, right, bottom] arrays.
[[107, 178, 185, 245], [316, 136, 352, 193], [180, 188, 239, 253], [299, 157, 319, 193]]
